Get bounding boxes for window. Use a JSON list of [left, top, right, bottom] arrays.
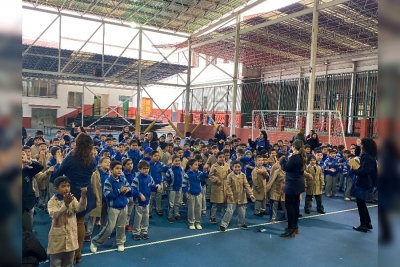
[[23, 81, 57, 98], [119, 95, 132, 102], [68, 92, 83, 107]]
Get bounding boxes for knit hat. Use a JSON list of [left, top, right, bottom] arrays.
[[50, 146, 61, 156], [144, 147, 153, 155], [245, 150, 252, 155]]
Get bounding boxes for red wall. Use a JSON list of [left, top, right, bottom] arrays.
[[23, 117, 31, 128]]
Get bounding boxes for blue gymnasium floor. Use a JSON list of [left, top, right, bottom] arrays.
[[36, 194, 378, 267]]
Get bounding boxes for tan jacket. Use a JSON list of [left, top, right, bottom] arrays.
[[209, 163, 230, 203], [89, 169, 102, 217], [180, 157, 188, 169], [205, 154, 217, 167], [304, 165, 324, 196], [34, 153, 52, 191], [251, 166, 268, 201], [47, 195, 87, 254], [267, 157, 277, 166], [226, 172, 253, 204], [266, 162, 285, 201], [160, 151, 171, 165]]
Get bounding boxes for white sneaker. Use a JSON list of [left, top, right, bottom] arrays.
[[189, 224, 196, 230], [344, 197, 350, 201], [195, 223, 202, 230], [90, 242, 97, 253], [117, 245, 124, 252]]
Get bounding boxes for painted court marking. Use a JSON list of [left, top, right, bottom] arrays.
[[81, 205, 378, 257]]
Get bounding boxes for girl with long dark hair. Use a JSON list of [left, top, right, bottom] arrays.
[[248, 130, 270, 154], [279, 140, 306, 238], [214, 125, 227, 151], [118, 126, 132, 142], [53, 133, 96, 263]]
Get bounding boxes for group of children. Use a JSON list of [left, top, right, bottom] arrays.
[[23, 128, 367, 266]]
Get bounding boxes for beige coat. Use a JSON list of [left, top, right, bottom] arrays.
[[267, 157, 277, 166], [160, 151, 171, 165], [226, 172, 253, 204], [266, 162, 286, 202], [34, 153, 52, 191], [47, 195, 87, 254], [89, 169, 102, 217], [209, 163, 230, 203], [251, 166, 268, 201], [205, 155, 217, 186], [205, 154, 217, 167], [304, 165, 324, 196], [180, 157, 188, 169]]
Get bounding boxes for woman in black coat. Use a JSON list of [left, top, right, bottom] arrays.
[[214, 125, 226, 151], [279, 140, 306, 238], [307, 132, 322, 152], [118, 125, 132, 142], [53, 133, 96, 263], [350, 137, 378, 233]]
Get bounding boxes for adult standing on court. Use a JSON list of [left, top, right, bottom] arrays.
[[53, 133, 96, 263], [214, 125, 227, 151], [350, 137, 378, 233], [279, 140, 306, 238]]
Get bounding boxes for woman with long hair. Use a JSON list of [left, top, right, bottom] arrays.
[[53, 133, 97, 263], [248, 130, 270, 154], [307, 132, 322, 152], [292, 129, 306, 145], [351, 137, 378, 233], [214, 125, 226, 151], [279, 140, 306, 238], [118, 125, 132, 142]]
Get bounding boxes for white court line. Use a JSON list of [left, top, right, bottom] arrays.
[[81, 205, 378, 257]]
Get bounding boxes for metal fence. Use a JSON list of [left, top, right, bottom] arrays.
[[241, 70, 378, 138]]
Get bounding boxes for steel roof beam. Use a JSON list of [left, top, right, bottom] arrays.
[[22, 69, 187, 87], [189, 0, 350, 50], [192, 0, 265, 37], [23, 5, 190, 38]]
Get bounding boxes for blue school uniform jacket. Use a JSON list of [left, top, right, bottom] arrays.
[[165, 166, 184, 191], [323, 157, 339, 176], [131, 173, 156, 207], [103, 175, 132, 210], [124, 149, 141, 172], [123, 169, 135, 185], [149, 160, 170, 192], [47, 157, 57, 183], [182, 170, 208, 196], [183, 150, 191, 159]]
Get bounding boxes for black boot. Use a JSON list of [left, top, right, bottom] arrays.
[[304, 209, 311, 214], [317, 209, 325, 214], [367, 223, 373, 230], [280, 228, 296, 238], [353, 225, 368, 233]]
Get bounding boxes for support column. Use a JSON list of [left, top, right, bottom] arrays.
[[136, 28, 142, 136], [184, 38, 192, 134], [81, 86, 84, 127], [58, 16, 61, 72], [230, 15, 241, 135], [347, 62, 356, 134], [306, 0, 319, 134], [102, 23, 105, 75]]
